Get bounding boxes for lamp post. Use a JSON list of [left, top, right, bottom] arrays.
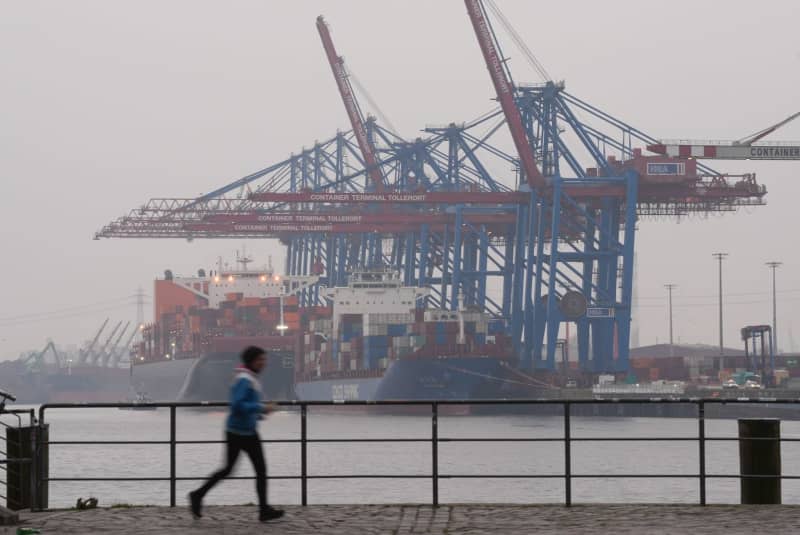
[[766, 262, 782, 354], [277, 293, 288, 336], [712, 253, 728, 355], [665, 284, 677, 357]]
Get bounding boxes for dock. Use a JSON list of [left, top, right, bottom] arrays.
[[16, 504, 800, 534]]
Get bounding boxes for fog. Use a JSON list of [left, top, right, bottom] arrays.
[[1, 0, 799, 358]]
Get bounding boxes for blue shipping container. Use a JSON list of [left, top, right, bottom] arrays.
[[364, 335, 389, 347], [387, 324, 407, 337]]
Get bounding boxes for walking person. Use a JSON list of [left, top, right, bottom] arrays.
[[189, 346, 284, 522]]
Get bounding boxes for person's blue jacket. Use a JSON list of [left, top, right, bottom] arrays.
[[226, 367, 263, 435]]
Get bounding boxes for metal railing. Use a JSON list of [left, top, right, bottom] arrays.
[[33, 398, 800, 509], [1, 408, 36, 505]]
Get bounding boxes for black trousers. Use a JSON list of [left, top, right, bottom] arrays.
[[195, 431, 267, 508]]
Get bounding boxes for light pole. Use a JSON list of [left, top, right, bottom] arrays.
[[665, 284, 677, 357], [766, 261, 782, 354], [277, 293, 288, 336], [712, 253, 728, 355]]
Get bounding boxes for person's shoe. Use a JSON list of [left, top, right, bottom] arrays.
[[188, 490, 203, 518], [259, 506, 284, 522]]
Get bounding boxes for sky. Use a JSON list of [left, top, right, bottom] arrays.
[[1, 0, 799, 359]]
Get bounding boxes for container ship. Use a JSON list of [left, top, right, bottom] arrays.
[[294, 266, 545, 401], [132, 256, 313, 401], [134, 257, 548, 402]]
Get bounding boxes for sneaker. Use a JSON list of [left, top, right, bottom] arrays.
[[188, 490, 203, 519], [259, 506, 285, 522]]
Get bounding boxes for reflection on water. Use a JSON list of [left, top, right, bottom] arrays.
[[32, 406, 800, 507]]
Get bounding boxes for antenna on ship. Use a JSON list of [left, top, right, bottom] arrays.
[[236, 245, 253, 271]]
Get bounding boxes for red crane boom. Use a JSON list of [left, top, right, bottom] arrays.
[[464, 0, 545, 190], [316, 16, 385, 193]]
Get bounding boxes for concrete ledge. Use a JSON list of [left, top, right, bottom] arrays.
[[0, 505, 19, 526]]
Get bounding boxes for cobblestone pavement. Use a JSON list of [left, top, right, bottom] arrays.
[[11, 504, 800, 534]]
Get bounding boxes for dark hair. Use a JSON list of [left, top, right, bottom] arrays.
[[241, 346, 266, 369]]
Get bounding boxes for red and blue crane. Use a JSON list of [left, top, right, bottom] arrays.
[[94, 1, 793, 375]]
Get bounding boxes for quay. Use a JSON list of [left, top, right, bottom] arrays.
[[15, 504, 800, 534]]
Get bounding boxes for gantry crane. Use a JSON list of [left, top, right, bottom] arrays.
[[93, 4, 774, 375]]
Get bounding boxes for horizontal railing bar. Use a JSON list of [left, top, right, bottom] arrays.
[[438, 437, 563, 442], [46, 439, 301, 446], [47, 441, 171, 446], [41, 436, 800, 447], [177, 439, 299, 444], [568, 437, 697, 442], [44, 473, 800, 483], [37, 398, 800, 411]]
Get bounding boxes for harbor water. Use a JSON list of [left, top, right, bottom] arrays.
[[26, 407, 800, 507]]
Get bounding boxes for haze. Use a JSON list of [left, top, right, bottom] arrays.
[[1, 0, 799, 358]]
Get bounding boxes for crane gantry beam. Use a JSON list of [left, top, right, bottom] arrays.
[[648, 112, 800, 160]]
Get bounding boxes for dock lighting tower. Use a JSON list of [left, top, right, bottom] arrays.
[[664, 284, 677, 357], [766, 261, 782, 353], [712, 253, 728, 355]]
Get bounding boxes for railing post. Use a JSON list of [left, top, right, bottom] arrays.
[[698, 400, 706, 506], [432, 402, 439, 507], [301, 403, 308, 506], [564, 401, 571, 507], [738, 418, 781, 504], [169, 405, 176, 507]]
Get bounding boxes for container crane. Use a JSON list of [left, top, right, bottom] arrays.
[[91, 320, 122, 366], [648, 112, 800, 160], [110, 323, 137, 368], [316, 16, 386, 193], [77, 318, 109, 365], [102, 321, 130, 367], [463, 0, 545, 189]]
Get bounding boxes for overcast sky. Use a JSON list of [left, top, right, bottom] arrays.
[[1, 0, 799, 359]]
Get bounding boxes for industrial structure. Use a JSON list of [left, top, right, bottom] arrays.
[[94, 0, 795, 376]]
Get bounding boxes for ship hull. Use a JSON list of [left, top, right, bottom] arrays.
[[131, 358, 197, 401], [295, 356, 544, 402], [179, 350, 295, 402]]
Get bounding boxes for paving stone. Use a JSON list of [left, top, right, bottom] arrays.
[[11, 504, 800, 534]]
